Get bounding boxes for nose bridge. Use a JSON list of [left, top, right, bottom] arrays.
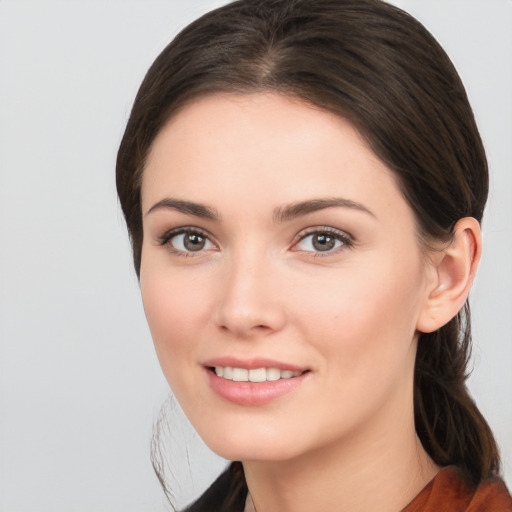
[[214, 244, 285, 336]]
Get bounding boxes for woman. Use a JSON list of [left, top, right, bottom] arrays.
[[116, 0, 512, 510]]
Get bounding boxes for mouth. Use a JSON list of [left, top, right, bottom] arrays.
[[208, 366, 308, 382]]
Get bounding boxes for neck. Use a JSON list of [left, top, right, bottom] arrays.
[[242, 398, 439, 512]]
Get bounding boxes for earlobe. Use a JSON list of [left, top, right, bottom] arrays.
[[416, 217, 482, 334]]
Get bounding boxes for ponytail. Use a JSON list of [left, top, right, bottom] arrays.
[[414, 303, 500, 484]]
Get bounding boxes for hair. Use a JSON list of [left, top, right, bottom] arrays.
[[116, 0, 500, 508]]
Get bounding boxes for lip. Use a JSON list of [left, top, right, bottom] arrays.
[[202, 357, 306, 372], [203, 358, 310, 406]]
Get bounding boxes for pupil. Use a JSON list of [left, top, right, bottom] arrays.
[[313, 234, 335, 251], [184, 234, 205, 251]]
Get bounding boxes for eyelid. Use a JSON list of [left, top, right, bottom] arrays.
[[291, 226, 354, 254], [157, 226, 218, 254], [156, 225, 353, 256]]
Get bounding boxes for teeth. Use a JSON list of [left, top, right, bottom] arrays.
[[249, 368, 266, 383], [267, 368, 281, 381], [213, 366, 303, 382], [232, 368, 249, 382]]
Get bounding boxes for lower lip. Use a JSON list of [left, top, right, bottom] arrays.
[[205, 368, 309, 406]]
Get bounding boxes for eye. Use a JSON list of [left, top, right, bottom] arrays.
[[159, 228, 215, 254], [293, 228, 352, 254]]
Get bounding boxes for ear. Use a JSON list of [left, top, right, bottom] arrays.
[[416, 217, 482, 334]]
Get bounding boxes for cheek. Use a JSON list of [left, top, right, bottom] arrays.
[[139, 263, 212, 379], [292, 253, 425, 368], [289, 259, 424, 433]]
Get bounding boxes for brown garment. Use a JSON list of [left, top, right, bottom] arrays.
[[244, 466, 512, 512], [403, 466, 512, 512]]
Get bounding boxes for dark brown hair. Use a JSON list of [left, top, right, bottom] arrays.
[[116, 0, 499, 507]]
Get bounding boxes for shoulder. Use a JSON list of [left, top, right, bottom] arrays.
[[404, 466, 512, 512], [468, 474, 512, 512]]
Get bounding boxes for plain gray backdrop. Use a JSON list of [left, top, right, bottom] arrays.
[[0, 1, 510, 511]]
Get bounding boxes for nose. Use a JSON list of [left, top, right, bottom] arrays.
[[213, 254, 287, 338]]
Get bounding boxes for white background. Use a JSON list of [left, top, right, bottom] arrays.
[[0, 1, 510, 511]]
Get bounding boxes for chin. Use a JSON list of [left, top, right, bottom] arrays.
[[210, 443, 302, 464], [195, 422, 309, 463]]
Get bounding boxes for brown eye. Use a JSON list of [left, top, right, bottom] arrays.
[[183, 233, 206, 251], [161, 229, 215, 253], [294, 228, 352, 254], [312, 233, 336, 251]]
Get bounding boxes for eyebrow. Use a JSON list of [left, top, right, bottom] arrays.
[[273, 197, 375, 223], [145, 198, 221, 220], [145, 196, 374, 222]]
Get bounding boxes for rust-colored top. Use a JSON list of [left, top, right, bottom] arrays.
[[243, 466, 512, 512], [403, 466, 512, 512]]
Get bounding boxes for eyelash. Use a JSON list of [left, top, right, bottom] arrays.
[[291, 227, 353, 256], [157, 226, 353, 257], [157, 227, 216, 257]]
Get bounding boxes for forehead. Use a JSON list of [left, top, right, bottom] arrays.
[[141, 92, 406, 220]]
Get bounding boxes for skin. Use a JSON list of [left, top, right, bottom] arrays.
[[139, 92, 478, 512]]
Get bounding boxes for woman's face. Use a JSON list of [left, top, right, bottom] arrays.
[[140, 93, 436, 462]]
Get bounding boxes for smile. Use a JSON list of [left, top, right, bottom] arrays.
[[213, 366, 304, 382], [206, 365, 310, 406]]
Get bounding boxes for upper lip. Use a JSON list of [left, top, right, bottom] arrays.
[[202, 357, 308, 372]]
